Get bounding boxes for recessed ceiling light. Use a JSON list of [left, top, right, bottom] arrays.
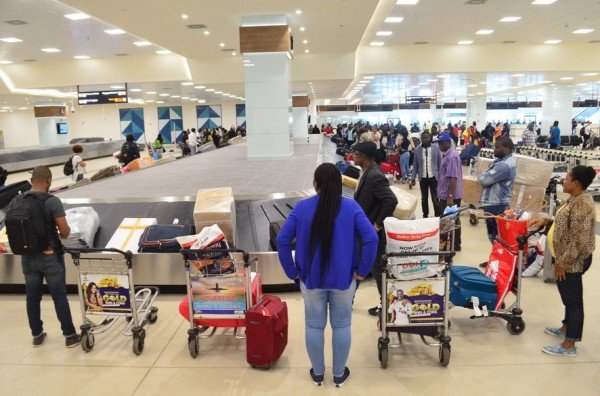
[[198, 99, 206, 103], [181, 14, 189, 19], [295, 9, 302, 15], [428, 79, 438, 82], [300, 26, 306, 32], [64, 13, 90, 20], [129, 88, 142, 92], [206, 89, 215, 92], [458, 40, 473, 45], [583, 72, 598, 76], [500, 16, 521, 22], [573, 29, 594, 34], [302, 39, 308, 44], [146, 91, 157, 94], [181, 82, 194, 86], [244, 63, 255, 67], [467, 84, 478, 88], [219, 42, 225, 47], [376, 31, 393, 36], [111, 85, 125, 89], [181, 96, 189, 99], [156, 100, 165, 104], [104, 29, 125, 35], [541, 80, 553, 83], [134, 41, 152, 46], [370, 41, 385, 46], [385, 17, 404, 23], [18, 107, 28, 110], [215, 91, 223, 94], [0, 60, 13, 64], [203, 30, 210, 35], [73, 55, 90, 59], [304, 49, 309, 53], [232, 52, 236, 56], [159, 93, 169, 96], [41, 48, 61, 53], [194, 85, 205, 89], [511, 73, 525, 77], [171, 95, 181, 98], [396, 0, 419, 4], [544, 39, 561, 44], [476, 29, 494, 35], [532, 0, 556, 4], [359, 80, 370, 84], [560, 77, 574, 80], [1, 37, 22, 43], [156, 50, 172, 55]]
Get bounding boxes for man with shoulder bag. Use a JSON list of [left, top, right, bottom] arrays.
[[4, 166, 81, 348]]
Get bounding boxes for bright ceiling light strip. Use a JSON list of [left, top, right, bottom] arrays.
[[476, 29, 494, 35], [73, 55, 90, 59], [457, 40, 473, 45], [532, 0, 556, 4], [573, 29, 594, 34], [370, 41, 385, 46], [396, 0, 419, 4], [104, 29, 125, 35], [134, 41, 152, 46], [41, 48, 61, 52], [544, 39, 561, 44], [156, 50, 172, 55], [500, 16, 521, 22], [64, 13, 90, 20], [0, 37, 23, 43], [376, 31, 393, 36], [385, 17, 404, 23], [0, 68, 76, 98]]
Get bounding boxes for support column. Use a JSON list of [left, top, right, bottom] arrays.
[[541, 85, 574, 135], [431, 105, 444, 124], [292, 94, 309, 140], [240, 16, 293, 158], [466, 98, 486, 128], [308, 100, 317, 126]]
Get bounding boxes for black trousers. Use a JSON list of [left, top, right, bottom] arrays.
[[418, 177, 441, 218], [371, 229, 387, 298], [557, 256, 592, 342], [550, 143, 559, 149], [438, 198, 462, 249]]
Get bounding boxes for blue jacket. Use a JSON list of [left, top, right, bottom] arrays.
[[478, 153, 517, 205], [411, 144, 441, 181], [276, 196, 379, 290], [550, 127, 561, 145]]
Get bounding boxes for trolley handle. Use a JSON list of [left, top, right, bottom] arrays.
[[383, 251, 455, 261], [180, 248, 251, 267], [439, 205, 471, 219], [516, 226, 546, 249], [64, 247, 133, 259]]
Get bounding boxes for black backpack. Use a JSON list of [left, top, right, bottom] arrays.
[[63, 155, 75, 176], [4, 193, 53, 255]]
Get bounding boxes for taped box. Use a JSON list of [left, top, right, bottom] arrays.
[[390, 185, 418, 220], [462, 176, 545, 214], [125, 157, 154, 172], [193, 188, 236, 246], [476, 155, 553, 188], [462, 176, 483, 206], [106, 218, 158, 253]]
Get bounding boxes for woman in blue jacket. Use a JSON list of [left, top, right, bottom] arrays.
[[277, 163, 379, 388]]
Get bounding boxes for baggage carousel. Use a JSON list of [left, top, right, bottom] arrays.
[[0, 136, 344, 292]]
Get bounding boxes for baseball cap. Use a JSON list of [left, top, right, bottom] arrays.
[[353, 141, 377, 157], [437, 132, 452, 142]]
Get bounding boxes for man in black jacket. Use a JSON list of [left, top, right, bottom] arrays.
[[353, 142, 398, 316]]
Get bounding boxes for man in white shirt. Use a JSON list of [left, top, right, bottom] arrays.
[[71, 145, 86, 182], [188, 128, 198, 155], [410, 132, 442, 218], [388, 290, 412, 325]]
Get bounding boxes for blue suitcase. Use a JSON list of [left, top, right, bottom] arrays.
[[138, 224, 194, 253], [449, 266, 497, 309]]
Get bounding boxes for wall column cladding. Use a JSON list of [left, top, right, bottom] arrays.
[[292, 94, 309, 140], [157, 106, 183, 143], [119, 108, 145, 142], [196, 105, 222, 130], [240, 15, 293, 158], [236, 104, 246, 128], [541, 85, 574, 136]]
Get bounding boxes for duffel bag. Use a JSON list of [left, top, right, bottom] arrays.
[[138, 224, 194, 253]]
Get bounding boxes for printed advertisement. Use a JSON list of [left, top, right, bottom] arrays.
[[386, 278, 445, 325], [80, 273, 131, 314], [191, 272, 247, 315]]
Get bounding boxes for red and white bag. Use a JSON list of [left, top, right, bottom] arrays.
[[176, 224, 225, 249], [484, 242, 518, 309]]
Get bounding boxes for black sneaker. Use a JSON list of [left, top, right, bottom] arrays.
[[310, 369, 324, 386], [368, 306, 380, 317], [65, 334, 82, 348], [33, 332, 47, 347], [333, 367, 350, 388]]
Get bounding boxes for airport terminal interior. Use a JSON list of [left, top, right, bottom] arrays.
[[1, 0, 600, 395]]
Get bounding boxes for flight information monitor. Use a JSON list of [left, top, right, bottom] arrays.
[[78, 86, 128, 105]]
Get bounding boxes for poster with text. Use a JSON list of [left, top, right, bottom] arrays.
[[80, 273, 131, 314], [386, 278, 445, 326], [191, 273, 247, 315]]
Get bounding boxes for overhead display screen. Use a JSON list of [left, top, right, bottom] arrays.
[[78, 88, 128, 105]]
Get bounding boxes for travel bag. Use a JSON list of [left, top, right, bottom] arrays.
[[246, 295, 288, 369], [449, 266, 498, 309], [336, 147, 351, 157], [269, 220, 296, 251], [138, 224, 194, 253], [343, 165, 360, 179], [0, 181, 32, 210], [91, 165, 120, 182], [63, 207, 100, 248]]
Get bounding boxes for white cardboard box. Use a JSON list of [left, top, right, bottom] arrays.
[[105, 218, 158, 253]]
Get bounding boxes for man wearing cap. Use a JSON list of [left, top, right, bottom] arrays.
[[437, 132, 463, 250], [353, 141, 398, 317]]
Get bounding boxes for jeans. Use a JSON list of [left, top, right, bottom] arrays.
[[399, 152, 411, 180], [76, 173, 84, 182], [301, 280, 357, 377], [482, 204, 509, 244], [21, 253, 77, 337], [190, 145, 197, 155], [439, 198, 462, 249], [557, 256, 592, 343], [419, 177, 440, 218]]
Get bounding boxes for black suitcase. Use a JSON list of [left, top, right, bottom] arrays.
[[138, 224, 194, 253], [269, 220, 296, 251], [343, 166, 360, 179], [336, 147, 350, 156], [0, 181, 32, 210]]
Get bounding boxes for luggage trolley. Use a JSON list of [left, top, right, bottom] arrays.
[[378, 251, 455, 368], [181, 248, 257, 358], [65, 248, 160, 355]]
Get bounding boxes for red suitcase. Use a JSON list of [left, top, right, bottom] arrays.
[[246, 295, 288, 369]]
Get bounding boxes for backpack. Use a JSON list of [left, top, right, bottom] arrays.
[[4, 193, 53, 255], [121, 142, 137, 161], [63, 155, 75, 176]]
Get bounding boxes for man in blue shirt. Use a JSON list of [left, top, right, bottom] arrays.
[[478, 137, 517, 247], [549, 121, 561, 149]]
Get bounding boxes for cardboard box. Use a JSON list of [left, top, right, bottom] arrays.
[[106, 218, 158, 252], [390, 186, 418, 220], [126, 156, 154, 172], [462, 176, 483, 206], [476, 155, 553, 188], [511, 184, 546, 214], [193, 188, 236, 246]]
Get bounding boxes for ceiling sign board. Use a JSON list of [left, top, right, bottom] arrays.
[[405, 96, 437, 104], [78, 87, 128, 105]]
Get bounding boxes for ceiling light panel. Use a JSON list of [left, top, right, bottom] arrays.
[[458, 40, 473, 45], [476, 29, 494, 35], [532, 0, 556, 4], [385, 17, 404, 23], [156, 50, 171, 55], [64, 13, 90, 20], [134, 41, 152, 46], [105, 29, 125, 35], [0, 37, 22, 43], [73, 55, 90, 59], [396, 0, 419, 4], [41, 48, 61, 52], [500, 16, 521, 22], [544, 39, 561, 44], [376, 31, 393, 36], [370, 41, 384, 46], [0, 60, 13, 64], [573, 29, 594, 34]]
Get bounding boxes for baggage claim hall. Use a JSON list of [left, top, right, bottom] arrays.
[[1, 0, 600, 394]]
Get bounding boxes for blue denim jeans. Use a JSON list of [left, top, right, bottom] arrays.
[[399, 152, 411, 180], [21, 253, 77, 337], [300, 280, 357, 377], [482, 204, 509, 244]]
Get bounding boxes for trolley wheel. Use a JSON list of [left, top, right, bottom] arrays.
[[379, 347, 389, 369], [507, 319, 526, 335], [469, 214, 479, 226], [132, 329, 146, 355], [439, 343, 451, 367], [188, 337, 199, 359], [126, 316, 132, 323], [81, 332, 94, 353], [148, 311, 158, 324]]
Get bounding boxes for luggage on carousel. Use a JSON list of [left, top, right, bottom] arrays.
[[63, 207, 100, 248], [0, 181, 32, 210], [336, 146, 351, 157], [269, 220, 296, 251], [343, 165, 360, 179], [91, 165, 120, 182], [246, 295, 288, 369], [449, 266, 498, 309], [138, 224, 194, 253]]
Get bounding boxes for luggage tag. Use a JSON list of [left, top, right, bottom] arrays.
[[471, 296, 483, 317], [482, 305, 489, 317]]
